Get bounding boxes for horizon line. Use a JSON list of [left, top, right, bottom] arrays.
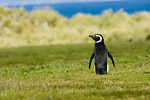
[[0, 0, 126, 6]]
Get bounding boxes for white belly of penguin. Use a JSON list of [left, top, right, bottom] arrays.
[[94, 65, 96, 74], [107, 56, 109, 73]]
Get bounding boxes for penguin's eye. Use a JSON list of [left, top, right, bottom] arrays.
[[96, 36, 100, 40]]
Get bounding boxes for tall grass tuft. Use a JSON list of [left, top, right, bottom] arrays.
[[0, 7, 150, 47]]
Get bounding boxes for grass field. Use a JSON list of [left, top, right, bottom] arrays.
[[0, 41, 150, 100]]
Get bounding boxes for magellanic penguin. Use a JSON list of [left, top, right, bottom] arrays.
[[89, 34, 115, 74]]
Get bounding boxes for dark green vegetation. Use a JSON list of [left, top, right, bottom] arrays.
[[0, 42, 150, 100]]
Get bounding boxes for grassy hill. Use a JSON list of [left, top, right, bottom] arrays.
[[0, 7, 150, 47], [0, 42, 150, 100]]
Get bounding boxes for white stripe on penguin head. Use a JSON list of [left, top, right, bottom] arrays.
[[96, 35, 102, 43]]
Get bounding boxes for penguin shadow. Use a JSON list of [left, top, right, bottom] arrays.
[[129, 38, 133, 42], [143, 72, 150, 74]]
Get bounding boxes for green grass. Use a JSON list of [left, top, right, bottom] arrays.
[[0, 42, 150, 100]]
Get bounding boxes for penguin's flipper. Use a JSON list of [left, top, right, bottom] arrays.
[[108, 51, 115, 67], [89, 53, 95, 69]]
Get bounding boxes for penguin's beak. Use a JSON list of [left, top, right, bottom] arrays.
[[89, 35, 95, 40], [89, 35, 94, 38]]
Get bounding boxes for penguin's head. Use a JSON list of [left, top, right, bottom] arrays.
[[89, 34, 104, 43]]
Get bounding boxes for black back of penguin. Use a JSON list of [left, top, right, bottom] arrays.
[[89, 34, 115, 75]]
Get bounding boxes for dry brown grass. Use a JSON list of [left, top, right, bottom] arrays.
[[0, 7, 150, 47]]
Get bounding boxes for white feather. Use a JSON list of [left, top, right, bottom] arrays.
[[107, 56, 109, 73], [96, 35, 102, 43], [94, 65, 96, 74]]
